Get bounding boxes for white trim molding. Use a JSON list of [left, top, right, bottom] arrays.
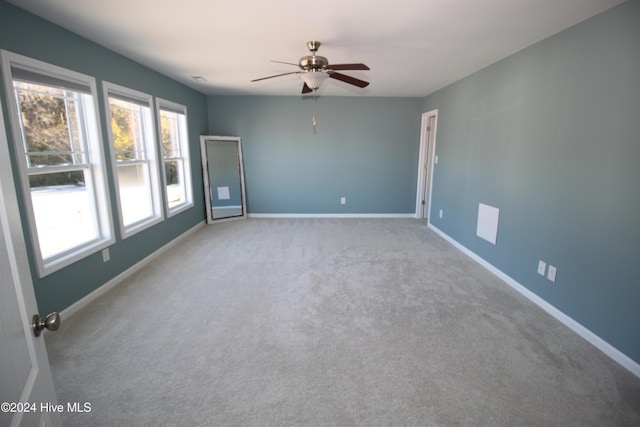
[[248, 213, 416, 219], [428, 223, 640, 379]]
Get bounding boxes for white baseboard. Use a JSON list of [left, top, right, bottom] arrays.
[[59, 221, 206, 321], [248, 213, 416, 219], [427, 222, 640, 379]]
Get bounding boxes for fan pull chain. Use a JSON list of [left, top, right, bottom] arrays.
[[312, 89, 318, 129]]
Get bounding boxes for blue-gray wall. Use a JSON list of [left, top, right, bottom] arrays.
[[0, 1, 209, 315], [208, 96, 423, 214], [424, 1, 640, 364]]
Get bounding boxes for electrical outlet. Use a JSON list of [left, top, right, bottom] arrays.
[[439, 209, 443, 219], [537, 260, 546, 276], [340, 197, 346, 205], [102, 248, 110, 262], [547, 265, 557, 282]]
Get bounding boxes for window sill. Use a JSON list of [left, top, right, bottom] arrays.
[[37, 236, 115, 278]]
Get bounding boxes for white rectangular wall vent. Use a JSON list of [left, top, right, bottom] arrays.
[[477, 203, 499, 245]]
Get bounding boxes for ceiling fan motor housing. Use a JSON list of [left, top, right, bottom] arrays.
[[299, 55, 329, 71]]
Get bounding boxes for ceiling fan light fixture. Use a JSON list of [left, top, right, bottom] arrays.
[[300, 71, 328, 90]]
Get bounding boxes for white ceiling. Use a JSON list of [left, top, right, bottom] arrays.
[[8, 0, 624, 97]]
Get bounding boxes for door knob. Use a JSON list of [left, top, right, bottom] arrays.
[[32, 312, 61, 337]]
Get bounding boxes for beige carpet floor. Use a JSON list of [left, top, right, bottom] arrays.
[[45, 218, 640, 426]]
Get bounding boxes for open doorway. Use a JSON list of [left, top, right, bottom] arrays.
[[415, 110, 438, 220]]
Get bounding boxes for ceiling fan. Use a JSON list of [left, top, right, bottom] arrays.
[[251, 41, 370, 94]]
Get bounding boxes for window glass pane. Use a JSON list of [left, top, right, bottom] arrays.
[[4, 53, 114, 277], [28, 152, 73, 166], [160, 110, 180, 157], [164, 160, 185, 208], [109, 98, 147, 161], [117, 163, 153, 226], [159, 104, 191, 214], [29, 171, 98, 259], [106, 86, 162, 235], [15, 82, 86, 167]]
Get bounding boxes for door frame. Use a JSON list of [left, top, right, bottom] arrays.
[[415, 109, 438, 220]]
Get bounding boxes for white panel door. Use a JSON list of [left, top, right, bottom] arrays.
[[0, 102, 61, 427]]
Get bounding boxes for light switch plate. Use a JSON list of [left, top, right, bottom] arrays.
[[548, 265, 557, 282], [537, 260, 546, 276]]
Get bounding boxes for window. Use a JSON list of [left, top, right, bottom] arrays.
[[1, 51, 114, 277], [104, 83, 162, 237], [156, 99, 193, 216]]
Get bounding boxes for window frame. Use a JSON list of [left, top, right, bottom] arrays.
[[155, 98, 193, 217], [103, 82, 163, 239], [1, 50, 115, 277]]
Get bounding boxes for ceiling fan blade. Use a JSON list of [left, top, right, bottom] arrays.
[[328, 72, 370, 88], [302, 82, 313, 94], [327, 63, 370, 71], [271, 60, 300, 67], [250, 71, 301, 82]]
